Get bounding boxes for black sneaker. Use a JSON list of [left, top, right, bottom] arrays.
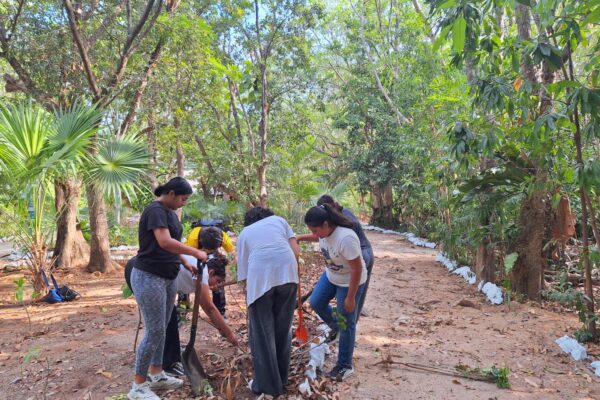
[[164, 362, 185, 377], [327, 365, 354, 381], [325, 329, 339, 344]]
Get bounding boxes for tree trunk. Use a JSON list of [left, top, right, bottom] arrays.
[[176, 139, 185, 177], [54, 178, 90, 270], [143, 118, 158, 189], [257, 62, 269, 208], [475, 238, 495, 284], [510, 189, 552, 299], [85, 183, 116, 273], [515, 5, 537, 83], [175, 139, 185, 220], [370, 182, 396, 228]]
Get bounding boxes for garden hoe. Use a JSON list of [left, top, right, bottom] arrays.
[[182, 261, 211, 395]]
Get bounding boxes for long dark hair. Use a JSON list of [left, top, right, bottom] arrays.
[[244, 206, 275, 226], [304, 203, 353, 228], [206, 252, 228, 279], [154, 177, 193, 197], [317, 194, 343, 212]]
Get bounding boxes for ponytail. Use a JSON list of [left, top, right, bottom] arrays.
[[304, 203, 353, 229], [316, 194, 343, 212], [154, 177, 193, 197]]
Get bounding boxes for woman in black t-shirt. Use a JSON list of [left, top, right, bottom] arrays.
[[128, 177, 208, 400]]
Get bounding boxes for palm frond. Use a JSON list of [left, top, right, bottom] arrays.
[[87, 133, 150, 201], [0, 101, 52, 177], [42, 102, 102, 175]]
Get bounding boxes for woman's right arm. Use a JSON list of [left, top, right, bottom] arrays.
[[289, 237, 300, 259], [296, 233, 319, 242], [153, 228, 207, 261]]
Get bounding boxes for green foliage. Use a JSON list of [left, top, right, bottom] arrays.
[[121, 283, 133, 299], [504, 253, 518, 275], [86, 132, 150, 202], [23, 346, 41, 364], [332, 307, 348, 331], [455, 364, 510, 389], [481, 366, 510, 389], [543, 270, 597, 342], [14, 277, 25, 303], [109, 225, 138, 247]]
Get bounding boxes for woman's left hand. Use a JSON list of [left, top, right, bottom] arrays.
[[183, 262, 198, 275], [344, 296, 356, 313]]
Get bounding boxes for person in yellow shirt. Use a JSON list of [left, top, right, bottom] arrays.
[[185, 224, 235, 316], [185, 225, 235, 253]]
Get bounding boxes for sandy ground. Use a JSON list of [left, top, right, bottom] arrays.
[[338, 232, 600, 400], [1, 231, 599, 399]]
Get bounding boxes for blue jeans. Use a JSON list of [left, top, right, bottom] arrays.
[[309, 272, 365, 369]]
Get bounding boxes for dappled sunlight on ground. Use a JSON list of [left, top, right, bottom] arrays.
[[1, 233, 600, 399]]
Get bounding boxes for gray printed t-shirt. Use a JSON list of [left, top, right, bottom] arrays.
[[319, 226, 367, 287]]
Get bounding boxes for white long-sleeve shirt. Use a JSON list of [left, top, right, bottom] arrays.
[[236, 215, 299, 306]]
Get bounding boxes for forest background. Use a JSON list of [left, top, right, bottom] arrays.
[[1, 0, 600, 341]]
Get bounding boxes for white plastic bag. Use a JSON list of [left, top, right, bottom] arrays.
[[555, 336, 587, 361]]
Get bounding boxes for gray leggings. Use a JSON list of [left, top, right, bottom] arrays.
[[131, 268, 177, 376]]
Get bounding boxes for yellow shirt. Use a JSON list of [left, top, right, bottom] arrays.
[[185, 226, 235, 253]]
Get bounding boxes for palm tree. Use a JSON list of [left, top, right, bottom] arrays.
[[0, 101, 149, 292]]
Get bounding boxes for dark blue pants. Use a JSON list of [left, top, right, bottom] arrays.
[[310, 273, 365, 369], [356, 247, 374, 321]]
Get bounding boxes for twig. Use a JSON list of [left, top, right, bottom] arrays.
[[227, 284, 247, 317], [133, 307, 142, 352]]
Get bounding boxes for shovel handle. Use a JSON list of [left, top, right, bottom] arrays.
[[189, 260, 204, 347]]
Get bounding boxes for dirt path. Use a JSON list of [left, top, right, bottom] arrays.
[[0, 231, 599, 399], [338, 232, 599, 399]]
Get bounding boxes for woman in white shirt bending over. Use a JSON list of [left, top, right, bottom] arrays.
[[236, 207, 300, 397], [304, 204, 367, 382]]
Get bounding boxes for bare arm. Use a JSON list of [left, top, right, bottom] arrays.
[[199, 284, 238, 346], [153, 228, 207, 261], [296, 233, 319, 242], [179, 254, 198, 274], [344, 257, 363, 313], [289, 237, 300, 259]]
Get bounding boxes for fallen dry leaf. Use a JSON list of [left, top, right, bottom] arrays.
[[95, 369, 112, 379]]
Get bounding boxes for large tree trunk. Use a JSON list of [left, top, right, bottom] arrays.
[[86, 183, 116, 273], [370, 182, 396, 228], [54, 178, 90, 270], [510, 189, 552, 299]]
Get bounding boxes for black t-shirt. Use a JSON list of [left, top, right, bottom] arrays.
[[135, 201, 183, 280]]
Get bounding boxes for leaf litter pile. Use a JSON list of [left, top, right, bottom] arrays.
[[153, 250, 343, 400]]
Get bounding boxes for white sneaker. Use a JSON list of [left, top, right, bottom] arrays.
[[149, 371, 183, 390], [128, 382, 160, 400]]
